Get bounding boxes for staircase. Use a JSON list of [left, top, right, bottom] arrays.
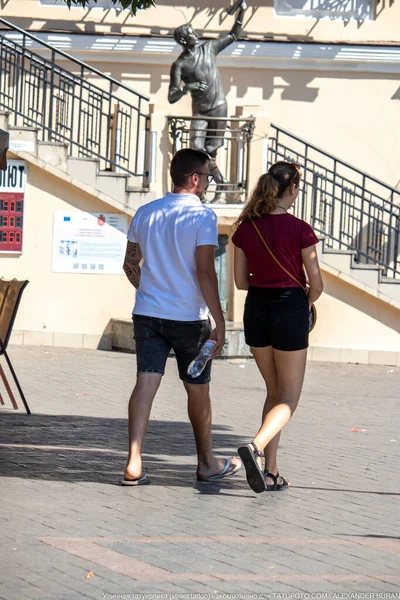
[[0, 18, 154, 213], [268, 124, 400, 304]]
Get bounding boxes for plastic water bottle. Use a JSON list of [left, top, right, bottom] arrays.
[[187, 340, 216, 378]]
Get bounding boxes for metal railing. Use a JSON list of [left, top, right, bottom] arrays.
[[0, 18, 150, 185], [168, 116, 255, 204], [268, 124, 400, 280]]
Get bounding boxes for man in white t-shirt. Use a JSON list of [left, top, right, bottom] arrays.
[[120, 149, 241, 486]]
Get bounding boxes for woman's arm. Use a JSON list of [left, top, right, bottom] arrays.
[[234, 246, 249, 290], [302, 245, 323, 306]]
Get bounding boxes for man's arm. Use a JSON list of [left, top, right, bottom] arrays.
[[213, 1, 247, 54], [196, 245, 225, 357], [123, 241, 142, 289]]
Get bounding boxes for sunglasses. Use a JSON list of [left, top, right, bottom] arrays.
[[291, 162, 300, 170], [192, 172, 214, 184]]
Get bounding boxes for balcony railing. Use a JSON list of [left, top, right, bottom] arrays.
[[168, 116, 255, 204], [268, 124, 400, 280], [0, 18, 150, 185]]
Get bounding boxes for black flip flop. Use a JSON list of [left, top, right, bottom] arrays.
[[238, 442, 266, 493]]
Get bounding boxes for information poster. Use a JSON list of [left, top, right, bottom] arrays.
[[0, 160, 26, 253], [52, 212, 128, 274]]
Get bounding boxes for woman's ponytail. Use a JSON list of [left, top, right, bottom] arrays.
[[233, 162, 301, 230], [233, 173, 279, 229]]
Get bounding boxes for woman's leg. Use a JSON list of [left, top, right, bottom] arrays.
[[252, 347, 307, 461], [251, 346, 280, 473]]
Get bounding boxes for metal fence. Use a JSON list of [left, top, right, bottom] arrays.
[[168, 116, 255, 204], [268, 124, 400, 280], [0, 18, 150, 185]]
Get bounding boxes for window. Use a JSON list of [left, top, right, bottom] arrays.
[[274, 0, 374, 20]]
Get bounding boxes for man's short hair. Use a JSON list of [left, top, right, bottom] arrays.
[[173, 24, 191, 44], [170, 148, 210, 188]]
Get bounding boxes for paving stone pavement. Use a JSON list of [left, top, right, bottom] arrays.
[[0, 345, 399, 600]]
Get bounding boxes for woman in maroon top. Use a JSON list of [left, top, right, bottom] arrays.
[[232, 161, 323, 493]]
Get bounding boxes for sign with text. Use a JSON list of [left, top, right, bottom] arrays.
[[52, 211, 128, 274], [0, 160, 26, 253]]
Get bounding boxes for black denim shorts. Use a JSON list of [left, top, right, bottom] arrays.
[[133, 314, 212, 385], [244, 286, 309, 351]]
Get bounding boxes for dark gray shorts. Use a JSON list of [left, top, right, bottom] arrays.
[[133, 314, 212, 385]]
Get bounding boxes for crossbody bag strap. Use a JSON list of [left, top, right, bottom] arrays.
[[251, 220, 306, 291]]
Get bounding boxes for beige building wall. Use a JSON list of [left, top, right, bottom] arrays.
[[2, 0, 399, 43], [1, 157, 135, 348]]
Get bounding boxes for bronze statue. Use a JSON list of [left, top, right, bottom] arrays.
[[168, 1, 247, 201]]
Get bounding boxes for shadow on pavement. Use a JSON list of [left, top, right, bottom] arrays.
[[0, 413, 249, 489], [291, 485, 400, 497]]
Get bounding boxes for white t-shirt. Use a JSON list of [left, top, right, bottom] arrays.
[[127, 192, 218, 321]]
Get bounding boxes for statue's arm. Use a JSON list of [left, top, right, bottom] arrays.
[[168, 61, 208, 103], [214, 3, 247, 54], [168, 62, 186, 104]]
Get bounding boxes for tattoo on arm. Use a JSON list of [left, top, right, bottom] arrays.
[[123, 242, 142, 289]]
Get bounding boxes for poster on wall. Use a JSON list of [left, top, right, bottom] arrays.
[[52, 212, 128, 274], [0, 160, 26, 253]]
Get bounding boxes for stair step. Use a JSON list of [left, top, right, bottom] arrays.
[[67, 157, 99, 188], [350, 266, 380, 288], [97, 171, 128, 178], [351, 262, 383, 271], [9, 127, 37, 153], [320, 251, 352, 275], [126, 189, 155, 212], [380, 276, 400, 285], [96, 172, 127, 200], [127, 185, 150, 193], [323, 248, 357, 256], [38, 142, 68, 169], [378, 281, 400, 302], [9, 125, 39, 132]]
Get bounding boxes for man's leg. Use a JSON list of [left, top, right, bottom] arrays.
[[172, 319, 240, 480], [184, 381, 240, 479], [124, 373, 162, 481], [123, 315, 170, 482]]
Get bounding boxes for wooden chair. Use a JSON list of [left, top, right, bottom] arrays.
[[0, 279, 31, 414]]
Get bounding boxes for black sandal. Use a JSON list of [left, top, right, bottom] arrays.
[[264, 470, 289, 491], [238, 441, 266, 493]]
